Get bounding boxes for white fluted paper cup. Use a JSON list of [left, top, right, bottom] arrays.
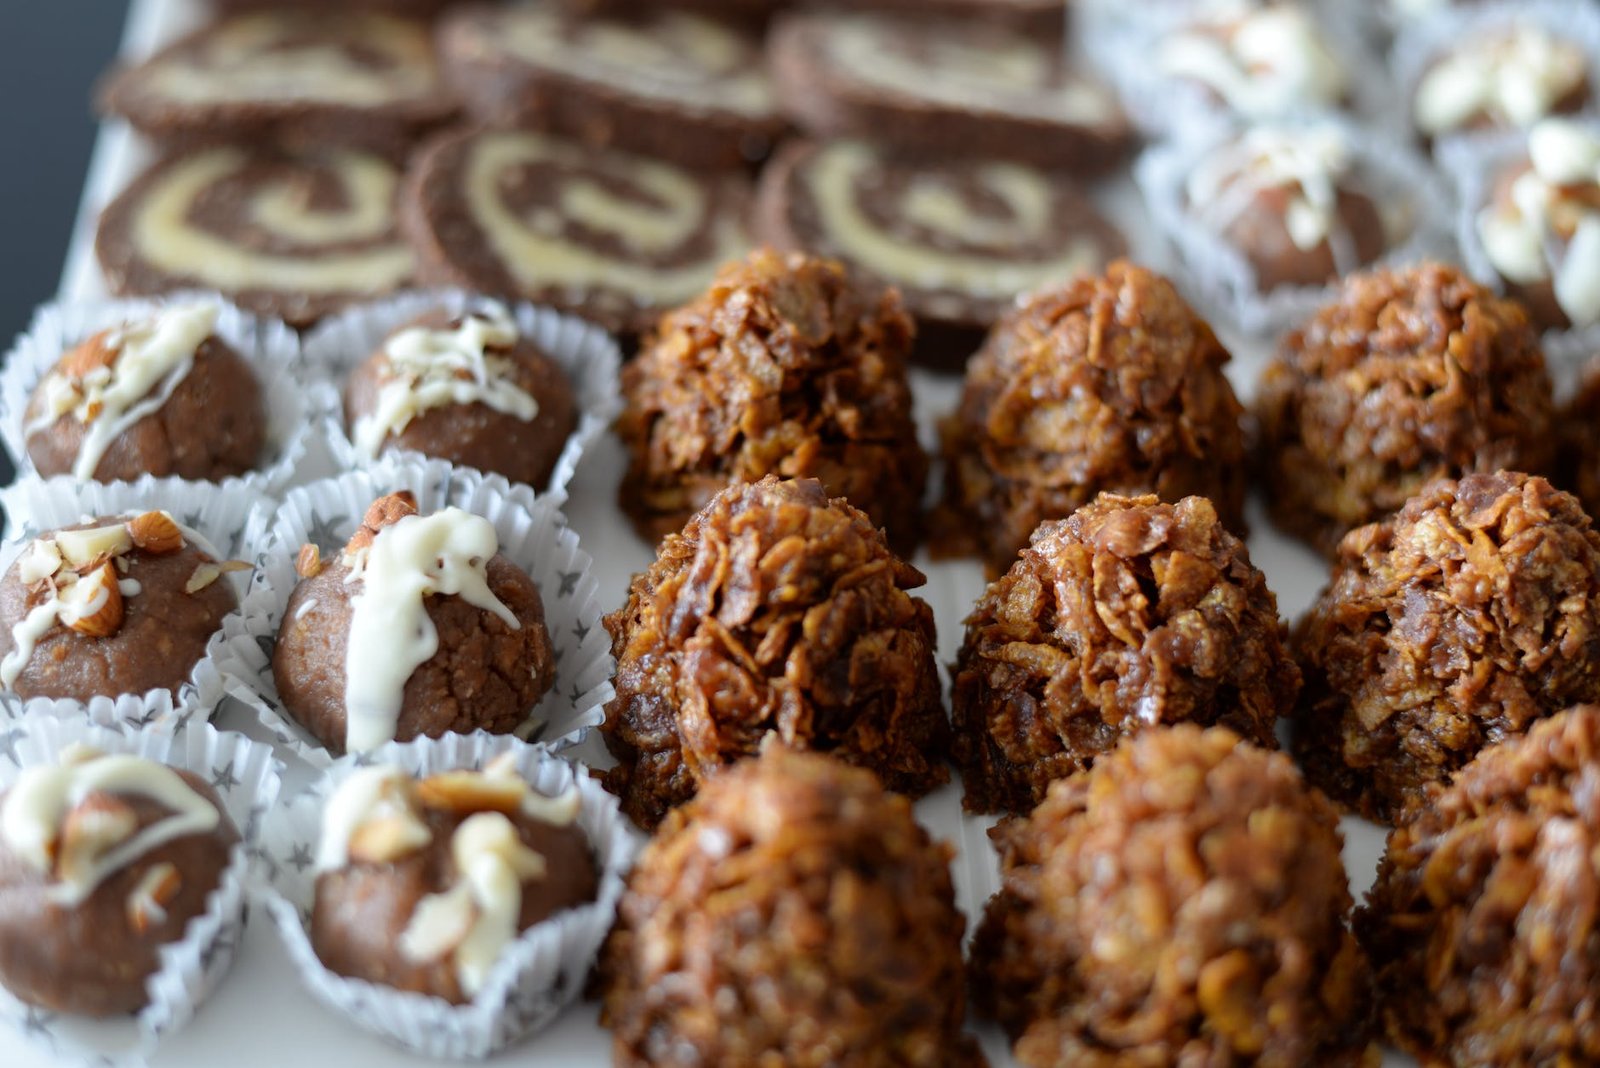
[[0, 719, 283, 1067], [1135, 116, 1456, 338], [257, 731, 636, 1058], [214, 457, 614, 769], [0, 293, 328, 497], [301, 289, 623, 507], [0, 477, 270, 731]]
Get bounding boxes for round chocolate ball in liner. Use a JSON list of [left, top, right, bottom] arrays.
[[97, 144, 415, 329], [600, 476, 949, 831], [1358, 704, 1600, 1066], [217, 460, 612, 770], [305, 289, 622, 499], [769, 11, 1132, 174], [600, 744, 982, 1067], [935, 260, 1249, 576], [1255, 261, 1556, 558], [0, 719, 280, 1065], [258, 733, 632, 1058], [272, 490, 556, 757], [970, 724, 1375, 1067], [616, 247, 928, 555], [439, 3, 785, 169], [756, 139, 1126, 370], [401, 126, 752, 337], [98, 11, 457, 154], [1294, 471, 1600, 823], [953, 493, 1298, 815], [18, 303, 265, 485]]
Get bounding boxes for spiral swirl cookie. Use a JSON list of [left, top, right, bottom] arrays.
[[403, 128, 752, 336], [98, 11, 455, 153], [440, 3, 783, 169], [96, 145, 414, 327], [770, 12, 1130, 173], [757, 139, 1124, 367]]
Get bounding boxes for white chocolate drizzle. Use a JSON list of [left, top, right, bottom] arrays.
[[315, 765, 429, 871], [1415, 24, 1587, 136], [351, 306, 539, 460], [25, 304, 218, 480], [1187, 126, 1355, 254], [1478, 119, 1600, 327], [145, 13, 435, 107], [495, 6, 773, 117], [0, 750, 220, 906], [1158, 6, 1347, 120], [340, 509, 520, 753]]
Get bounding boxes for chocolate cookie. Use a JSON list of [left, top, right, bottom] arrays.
[[96, 145, 414, 328], [756, 139, 1124, 368], [312, 760, 596, 1005], [439, 3, 784, 170], [402, 127, 752, 336], [0, 513, 243, 703], [343, 305, 578, 488], [98, 11, 456, 154], [0, 750, 239, 1016], [273, 493, 556, 756], [769, 11, 1130, 174]]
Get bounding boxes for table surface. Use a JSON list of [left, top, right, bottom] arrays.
[[1, 1, 1418, 1064]]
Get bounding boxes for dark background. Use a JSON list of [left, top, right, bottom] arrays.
[[0, 6, 127, 482]]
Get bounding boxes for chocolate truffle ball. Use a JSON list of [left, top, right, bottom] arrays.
[[1256, 261, 1556, 556], [0, 750, 239, 1016], [343, 306, 578, 488], [1563, 357, 1600, 516], [23, 306, 266, 484], [1294, 471, 1600, 823], [312, 761, 597, 1005], [970, 725, 1374, 1068], [617, 247, 928, 556], [0, 512, 241, 702], [953, 493, 1297, 815], [273, 492, 556, 756], [1413, 22, 1591, 142], [600, 745, 982, 1068], [1358, 705, 1600, 1066], [936, 261, 1248, 576], [600, 475, 948, 830]]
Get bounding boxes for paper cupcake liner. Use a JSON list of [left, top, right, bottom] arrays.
[[257, 731, 637, 1059], [300, 289, 623, 508], [1135, 116, 1456, 339], [1438, 124, 1600, 390], [0, 477, 270, 732], [0, 292, 329, 497], [0, 719, 283, 1067], [1392, 1, 1600, 155], [215, 456, 614, 769], [1098, 2, 1397, 143]]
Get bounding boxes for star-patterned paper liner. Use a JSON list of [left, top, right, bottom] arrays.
[[0, 292, 331, 505], [0, 476, 271, 731], [257, 730, 637, 1059], [0, 718, 283, 1066], [300, 289, 624, 510], [213, 457, 615, 770]]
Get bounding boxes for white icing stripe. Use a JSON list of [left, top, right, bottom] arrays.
[[1415, 25, 1587, 136], [1, 600, 65, 692], [352, 306, 540, 460], [25, 304, 217, 480], [0, 752, 220, 906], [462, 132, 745, 304], [1159, 7, 1346, 120], [494, 7, 772, 117], [315, 765, 422, 871], [145, 13, 435, 107], [342, 509, 520, 753], [803, 143, 1100, 297], [129, 148, 414, 295]]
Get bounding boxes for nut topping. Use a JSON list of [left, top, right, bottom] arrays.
[[348, 812, 433, 865], [184, 559, 250, 594], [126, 861, 182, 934], [57, 563, 123, 637], [344, 491, 419, 555], [417, 770, 527, 815], [57, 331, 119, 381], [295, 544, 324, 579], [55, 524, 133, 570], [57, 792, 139, 883], [126, 511, 184, 554]]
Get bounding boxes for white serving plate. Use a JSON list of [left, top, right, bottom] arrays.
[[8, 0, 1411, 1064]]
